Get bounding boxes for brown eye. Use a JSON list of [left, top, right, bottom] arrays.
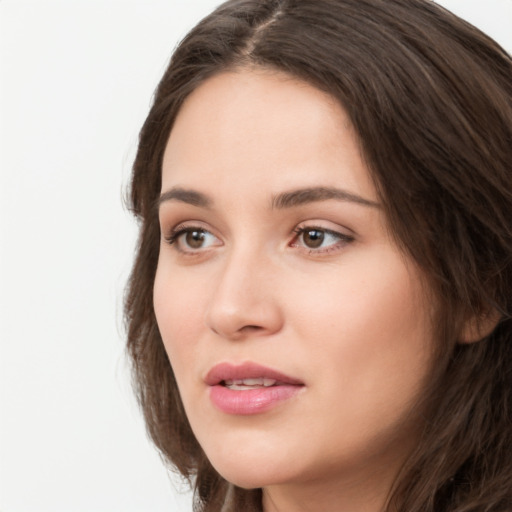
[[302, 229, 325, 248], [168, 227, 221, 252], [185, 230, 206, 249], [165, 226, 221, 253], [292, 226, 354, 253]]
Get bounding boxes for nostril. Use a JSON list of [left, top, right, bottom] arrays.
[[242, 325, 264, 333]]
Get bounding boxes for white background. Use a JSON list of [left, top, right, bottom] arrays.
[[0, 1, 511, 511]]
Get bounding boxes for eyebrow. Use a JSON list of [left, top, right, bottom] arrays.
[[157, 185, 379, 210], [272, 186, 379, 209], [158, 187, 212, 208]]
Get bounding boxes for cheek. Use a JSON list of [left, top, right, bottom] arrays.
[[290, 254, 433, 394], [291, 261, 426, 339], [153, 262, 207, 368]]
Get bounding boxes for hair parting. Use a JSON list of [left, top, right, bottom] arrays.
[[125, 1, 512, 510]]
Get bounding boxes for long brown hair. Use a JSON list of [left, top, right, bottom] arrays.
[[125, 1, 512, 510]]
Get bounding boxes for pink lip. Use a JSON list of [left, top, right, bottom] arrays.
[[205, 362, 304, 415]]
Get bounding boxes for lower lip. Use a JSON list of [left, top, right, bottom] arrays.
[[209, 384, 302, 415]]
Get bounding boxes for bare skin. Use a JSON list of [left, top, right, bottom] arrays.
[[154, 68, 434, 512]]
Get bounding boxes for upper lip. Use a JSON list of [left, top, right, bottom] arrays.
[[205, 362, 304, 386]]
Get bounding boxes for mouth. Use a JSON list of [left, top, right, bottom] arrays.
[[222, 377, 281, 390], [205, 361, 304, 387], [205, 362, 304, 415]]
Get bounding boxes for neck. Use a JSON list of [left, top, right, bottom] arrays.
[[260, 436, 413, 512], [262, 467, 394, 512]]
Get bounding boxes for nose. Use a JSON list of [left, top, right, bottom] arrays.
[[204, 249, 284, 341]]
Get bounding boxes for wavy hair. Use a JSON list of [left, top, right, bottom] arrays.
[[125, 1, 512, 510]]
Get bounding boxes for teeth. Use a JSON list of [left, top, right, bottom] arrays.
[[224, 378, 277, 389]]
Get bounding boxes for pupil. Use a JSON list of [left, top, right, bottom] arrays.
[[186, 230, 205, 248], [304, 230, 324, 248]]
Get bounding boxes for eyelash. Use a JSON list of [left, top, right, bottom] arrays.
[[291, 226, 354, 254], [163, 224, 354, 256], [164, 225, 218, 255]]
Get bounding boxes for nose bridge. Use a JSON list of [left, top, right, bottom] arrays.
[[205, 243, 282, 339]]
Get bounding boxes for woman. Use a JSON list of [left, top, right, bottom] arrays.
[[125, 0, 512, 510]]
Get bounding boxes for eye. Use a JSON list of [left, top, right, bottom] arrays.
[[165, 226, 221, 253], [291, 226, 354, 253]]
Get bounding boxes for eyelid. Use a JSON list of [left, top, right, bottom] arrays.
[[290, 222, 355, 254], [163, 221, 222, 254], [162, 219, 212, 239], [160, 219, 355, 257]]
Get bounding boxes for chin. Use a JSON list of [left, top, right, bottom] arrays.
[[211, 461, 290, 490], [202, 437, 300, 489]]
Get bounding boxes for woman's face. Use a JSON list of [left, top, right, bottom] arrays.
[[154, 70, 434, 495]]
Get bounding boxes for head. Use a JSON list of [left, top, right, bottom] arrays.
[[125, 1, 512, 510]]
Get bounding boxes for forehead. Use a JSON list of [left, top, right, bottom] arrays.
[[161, 69, 376, 202]]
